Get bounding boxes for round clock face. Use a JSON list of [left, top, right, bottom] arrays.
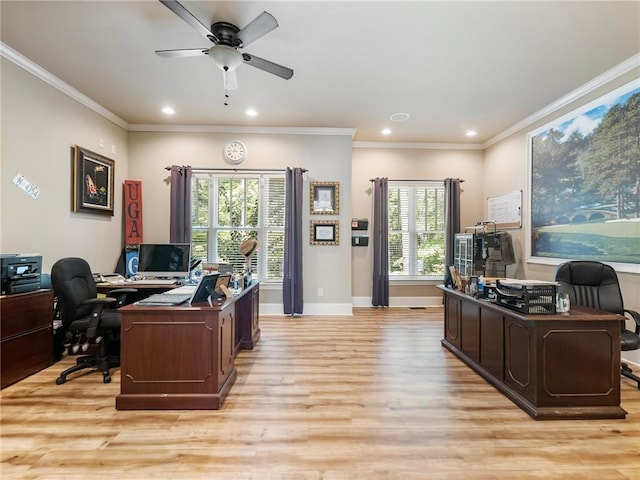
[[223, 140, 247, 164]]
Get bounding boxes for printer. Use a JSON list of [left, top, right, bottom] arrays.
[[1, 254, 42, 295]]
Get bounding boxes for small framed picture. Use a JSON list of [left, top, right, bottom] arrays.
[[310, 220, 339, 245], [72, 145, 115, 216], [310, 181, 339, 215]]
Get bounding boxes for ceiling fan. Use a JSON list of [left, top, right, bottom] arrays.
[[155, 0, 294, 93]]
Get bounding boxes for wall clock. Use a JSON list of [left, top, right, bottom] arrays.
[[223, 140, 247, 165]]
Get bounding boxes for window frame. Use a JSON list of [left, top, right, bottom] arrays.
[[191, 170, 285, 283], [388, 180, 446, 281]]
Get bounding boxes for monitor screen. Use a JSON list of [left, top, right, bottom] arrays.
[[136, 243, 191, 279]]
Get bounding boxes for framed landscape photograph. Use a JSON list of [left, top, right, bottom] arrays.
[[310, 181, 339, 214], [72, 145, 115, 216], [310, 220, 339, 245], [527, 79, 640, 272]]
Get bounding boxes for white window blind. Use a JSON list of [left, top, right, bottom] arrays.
[[388, 181, 446, 278]]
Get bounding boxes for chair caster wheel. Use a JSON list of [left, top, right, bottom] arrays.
[[56, 377, 66, 385], [103, 376, 111, 384]]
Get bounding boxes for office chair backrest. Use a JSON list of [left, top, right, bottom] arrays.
[[51, 257, 98, 328], [555, 260, 624, 315]]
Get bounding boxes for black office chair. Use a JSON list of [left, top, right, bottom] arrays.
[[51, 257, 135, 384], [555, 260, 640, 389]]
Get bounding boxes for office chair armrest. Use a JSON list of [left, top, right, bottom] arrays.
[[109, 287, 138, 307], [110, 288, 138, 295], [624, 308, 640, 334], [82, 297, 118, 307], [81, 297, 118, 339]]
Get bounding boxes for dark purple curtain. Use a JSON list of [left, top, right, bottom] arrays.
[[170, 165, 192, 243], [444, 178, 462, 287], [372, 177, 389, 307], [283, 167, 304, 315]]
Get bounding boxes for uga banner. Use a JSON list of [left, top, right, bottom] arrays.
[[124, 180, 143, 245]]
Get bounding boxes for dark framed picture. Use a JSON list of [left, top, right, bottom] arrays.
[[310, 220, 339, 245], [72, 145, 115, 216], [310, 181, 339, 214]]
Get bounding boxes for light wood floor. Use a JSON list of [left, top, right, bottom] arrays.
[[2, 307, 640, 479]]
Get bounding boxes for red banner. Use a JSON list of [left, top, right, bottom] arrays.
[[124, 180, 143, 245]]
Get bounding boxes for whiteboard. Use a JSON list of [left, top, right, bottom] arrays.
[[487, 190, 522, 229]]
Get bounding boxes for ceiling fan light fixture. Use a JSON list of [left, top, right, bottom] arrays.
[[208, 45, 243, 71]]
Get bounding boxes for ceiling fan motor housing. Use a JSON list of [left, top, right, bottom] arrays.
[[210, 22, 242, 47]]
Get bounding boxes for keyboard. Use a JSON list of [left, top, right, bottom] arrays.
[[132, 279, 178, 285], [135, 293, 191, 306]]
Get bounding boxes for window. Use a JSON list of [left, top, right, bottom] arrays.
[[388, 181, 446, 279], [191, 171, 285, 281]]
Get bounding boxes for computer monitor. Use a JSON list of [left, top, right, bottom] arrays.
[[136, 243, 191, 279]]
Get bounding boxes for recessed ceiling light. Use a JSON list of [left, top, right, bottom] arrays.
[[246, 108, 258, 117], [381, 128, 392, 135], [465, 129, 477, 137], [390, 113, 410, 122], [162, 106, 175, 115]]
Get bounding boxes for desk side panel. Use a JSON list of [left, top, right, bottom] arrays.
[[119, 310, 218, 394]]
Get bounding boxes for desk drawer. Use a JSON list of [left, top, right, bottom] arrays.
[[1, 326, 53, 388], [1, 290, 53, 340]]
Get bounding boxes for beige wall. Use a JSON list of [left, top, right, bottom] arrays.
[[1, 58, 128, 273], [128, 130, 354, 314], [351, 147, 484, 304]]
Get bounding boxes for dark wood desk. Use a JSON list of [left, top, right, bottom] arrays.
[[439, 285, 626, 420], [233, 281, 260, 355], [1, 289, 54, 389], [115, 282, 259, 410]]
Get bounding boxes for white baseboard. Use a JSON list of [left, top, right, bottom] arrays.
[[352, 296, 443, 308], [260, 297, 443, 315], [259, 303, 353, 316]]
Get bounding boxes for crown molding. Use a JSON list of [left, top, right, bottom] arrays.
[[484, 53, 640, 148], [353, 141, 483, 150], [128, 124, 356, 136], [1, 42, 129, 130]]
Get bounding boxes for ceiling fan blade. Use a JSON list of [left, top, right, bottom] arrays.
[[223, 70, 238, 91], [236, 11, 278, 47], [159, 0, 217, 42], [242, 53, 293, 80], [155, 48, 208, 58]]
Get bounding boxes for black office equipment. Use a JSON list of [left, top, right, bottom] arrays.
[[136, 243, 191, 279], [1, 254, 42, 295], [453, 224, 515, 278], [51, 257, 136, 384], [494, 279, 556, 315], [555, 260, 640, 389]]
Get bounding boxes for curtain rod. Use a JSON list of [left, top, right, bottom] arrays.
[[369, 178, 465, 182], [166, 166, 307, 173]]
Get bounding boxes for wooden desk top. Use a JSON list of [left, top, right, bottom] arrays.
[[438, 284, 623, 322]]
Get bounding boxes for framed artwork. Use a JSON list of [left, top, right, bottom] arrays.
[[310, 220, 339, 245], [310, 181, 339, 214], [527, 79, 640, 272], [72, 145, 115, 216]]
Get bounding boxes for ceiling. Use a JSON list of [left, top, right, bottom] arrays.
[[2, 1, 639, 145]]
